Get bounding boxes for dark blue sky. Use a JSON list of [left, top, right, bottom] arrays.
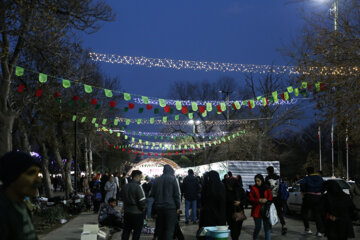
[[82, 0, 321, 98]]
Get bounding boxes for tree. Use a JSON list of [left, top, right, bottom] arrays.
[[0, 0, 115, 156]]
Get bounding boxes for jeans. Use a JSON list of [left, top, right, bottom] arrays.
[[121, 212, 144, 240], [146, 197, 154, 219], [253, 217, 271, 240], [156, 208, 178, 240], [273, 197, 286, 226], [301, 194, 325, 233], [185, 199, 197, 222]]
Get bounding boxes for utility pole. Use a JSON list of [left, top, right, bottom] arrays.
[[74, 112, 78, 193]]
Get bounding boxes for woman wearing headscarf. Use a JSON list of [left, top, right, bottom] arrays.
[[249, 174, 272, 240], [199, 171, 226, 228], [104, 175, 117, 204], [225, 176, 246, 240], [350, 176, 360, 222], [324, 181, 355, 240]]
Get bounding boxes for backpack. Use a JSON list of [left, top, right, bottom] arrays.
[[268, 179, 279, 197], [278, 181, 289, 201], [95, 192, 102, 201]]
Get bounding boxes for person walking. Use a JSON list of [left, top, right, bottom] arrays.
[[142, 176, 154, 220], [182, 169, 200, 224], [150, 165, 181, 240], [265, 166, 287, 234], [104, 176, 117, 204], [0, 151, 42, 240], [121, 170, 146, 240], [225, 176, 246, 240], [300, 167, 325, 237], [249, 174, 272, 240], [100, 172, 109, 202], [350, 176, 360, 222], [324, 181, 355, 240], [199, 171, 226, 228]]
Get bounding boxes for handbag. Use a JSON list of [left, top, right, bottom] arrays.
[[232, 207, 247, 221]]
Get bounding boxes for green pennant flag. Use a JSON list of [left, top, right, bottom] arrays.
[[202, 111, 207, 117], [102, 119, 107, 125], [91, 118, 97, 124], [294, 88, 299, 96], [39, 73, 47, 83], [249, 99, 255, 109], [114, 119, 119, 126], [315, 82, 321, 92], [81, 117, 86, 123], [159, 99, 166, 107], [154, 108, 159, 114], [95, 123, 99, 127], [84, 84, 92, 93], [228, 136, 231, 141], [175, 115, 180, 120], [203, 143, 206, 147], [188, 113, 193, 119], [139, 139, 142, 144], [124, 107, 129, 112], [161, 136, 164, 140], [184, 145, 188, 149], [301, 82, 308, 89], [192, 102, 198, 111], [72, 115, 77, 121], [126, 119, 131, 125], [257, 96, 262, 101], [137, 119, 142, 124], [176, 101, 182, 110], [287, 86, 293, 93], [220, 102, 226, 112], [150, 118, 155, 124], [138, 108, 144, 113], [234, 101, 241, 110], [142, 96, 149, 104], [242, 100, 247, 106], [163, 116, 167, 123], [62, 79, 71, 88], [272, 91, 278, 103], [146, 141, 149, 145], [124, 93, 131, 101], [104, 89, 113, 98], [125, 135, 128, 140], [15, 66, 24, 76], [262, 97, 267, 106], [206, 103, 213, 112], [117, 133, 120, 137], [109, 129, 113, 134], [284, 92, 290, 100], [132, 137, 135, 142]]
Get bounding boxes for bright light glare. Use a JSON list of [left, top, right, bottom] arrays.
[[196, 120, 201, 124], [188, 120, 194, 124]]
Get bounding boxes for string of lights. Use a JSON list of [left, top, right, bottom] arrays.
[[89, 52, 360, 75]]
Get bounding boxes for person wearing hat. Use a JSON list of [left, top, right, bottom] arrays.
[[0, 151, 42, 240]]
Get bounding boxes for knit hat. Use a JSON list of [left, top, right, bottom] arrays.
[[0, 151, 41, 189]]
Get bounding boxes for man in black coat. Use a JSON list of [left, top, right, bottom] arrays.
[[182, 169, 199, 224]]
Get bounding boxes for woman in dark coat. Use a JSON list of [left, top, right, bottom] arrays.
[[199, 171, 226, 228], [324, 181, 355, 240], [225, 176, 246, 240]]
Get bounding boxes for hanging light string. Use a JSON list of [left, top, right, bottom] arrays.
[[89, 52, 360, 76]]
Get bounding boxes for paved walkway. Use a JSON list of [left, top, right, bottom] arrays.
[[39, 208, 360, 240]]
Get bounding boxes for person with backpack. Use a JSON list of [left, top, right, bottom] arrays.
[[265, 166, 287, 235], [92, 183, 102, 213]]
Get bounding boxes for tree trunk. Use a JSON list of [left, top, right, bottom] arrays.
[[64, 151, 74, 196], [84, 136, 89, 179], [17, 118, 31, 153], [88, 139, 93, 175], [0, 112, 15, 156], [40, 143, 53, 198]]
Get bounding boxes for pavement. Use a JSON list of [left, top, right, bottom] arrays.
[[39, 207, 360, 240]]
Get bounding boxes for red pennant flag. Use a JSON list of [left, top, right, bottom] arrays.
[[35, 89, 43, 97], [128, 103, 135, 109], [169, 152, 172, 156], [164, 105, 171, 113], [189, 148, 192, 152], [308, 84, 311, 91], [232, 103, 237, 110], [176, 151, 179, 155], [182, 150, 185, 154], [128, 150, 131, 153], [281, 93, 285, 101], [116, 146, 119, 150], [17, 84, 25, 93], [182, 106, 188, 114], [146, 104, 153, 110], [320, 83, 325, 91], [248, 101, 253, 109], [72, 96, 79, 102], [148, 153, 151, 156], [109, 101, 116, 108], [155, 153, 158, 157], [110, 144, 113, 147], [91, 98, 98, 105], [199, 106, 205, 113], [122, 148, 125, 152], [135, 151, 138, 154], [161, 153, 165, 157], [216, 105, 222, 112], [54, 92, 61, 99], [141, 152, 144, 156]]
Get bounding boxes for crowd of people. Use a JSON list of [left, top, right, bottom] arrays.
[[0, 150, 359, 240]]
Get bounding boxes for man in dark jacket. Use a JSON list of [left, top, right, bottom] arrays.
[[182, 169, 199, 224], [98, 198, 122, 228], [300, 167, 325, 237], [150, 165, 181, 240], [121, 170, 146, 240], [0, 151, 42, 240], [265, 166, 287, 235]]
